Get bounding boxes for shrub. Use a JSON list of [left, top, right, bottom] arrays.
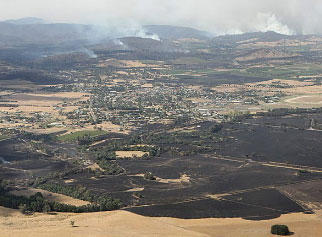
[[70, 221, 75, 227], [144, 172, 156, 181], [271, 225, 290, 236]]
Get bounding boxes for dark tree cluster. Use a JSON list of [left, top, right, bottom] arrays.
[[0, 181, 121, 213], [271, 225, 291, 236], [37, 183, 122, 211]]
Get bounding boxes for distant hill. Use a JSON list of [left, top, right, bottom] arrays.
[[94, 37, 185, 53], [212, 31, 289, 45], [1, 19, 320, 63], [0, 20, 212, 49], [143, 25, 213, 40], [212, 31, 317, 46], [120, 37, 182, 52], [236, 48, 298, 62], [0, 21, 213, 49], [0, 22, 102, 47], [3, 17, 48, 25]]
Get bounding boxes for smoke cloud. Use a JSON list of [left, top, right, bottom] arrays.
[[0, 0, 321, 35], [81, 48, 98, 58]]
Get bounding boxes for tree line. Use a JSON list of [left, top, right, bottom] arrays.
[[0, 181, 121, 214]]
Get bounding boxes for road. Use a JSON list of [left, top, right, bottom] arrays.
[[204, 154, 322, 173]]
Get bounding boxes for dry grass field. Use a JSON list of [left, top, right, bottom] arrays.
[[98, 59, 149, 68], [1, 92, 90, 118], [60, 121, 130, 135], [87, 163, 105, 172], [0, 208, 321, 237], [157, 174, 191, 184], [286, 95, 322, 105], [210, 78, 322, 113], [115, 151, 149, 158]]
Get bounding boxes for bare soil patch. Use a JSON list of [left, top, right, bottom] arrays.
[[286, 95, 322, 104], [115, 151, 149, 159], [157, 174, 191, 184], [87, 163, 105, 172]]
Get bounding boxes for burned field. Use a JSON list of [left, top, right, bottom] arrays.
[[0, 138, 45, 163], [62, 150, 316, 220], [0, 135, 74, 180], [217, 113, 322, 168], [1, 23, 322, 233], [1, 110, 320, 220], [126, 189, 305, 220]]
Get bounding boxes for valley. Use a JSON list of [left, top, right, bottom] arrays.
[[1, 19, 322, 236]]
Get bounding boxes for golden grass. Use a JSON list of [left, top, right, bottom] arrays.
[[124, 187, 145, 192], [64, 179, 75, 184], [115, 151, 149, 159], [0, 92, 90, 120], [157, 174, 191, 184], [26, 92, 90, 99], [87, 163, 105, 172], [98, 59, 151, 68], [142, 83, 153, 88], [0, 91, 14, 96], [131, 173, 191, 184], [116, 71, 128, 75], [285, 85, 322, 94], [59, 121, 130, 137], [83, 122, 130, 134], [0, 208, 321, 237], [25, 127, 67, 135]]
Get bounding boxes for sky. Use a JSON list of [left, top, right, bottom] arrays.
[[0, 0, 322, 35]]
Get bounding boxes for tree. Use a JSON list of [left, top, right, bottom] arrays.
[[70, 220, 75, 227], [271, 225, 290, 236], [18, 204, 28, 214], [144, 172, 156, 181], [42, 202, 51, 213], [211, 124, 223, 133]]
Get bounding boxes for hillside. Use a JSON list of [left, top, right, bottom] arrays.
[[0, 208, 321, 237], [143, 25, 213, 40]]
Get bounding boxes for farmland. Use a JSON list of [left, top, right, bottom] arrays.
[[1, 27, 322, 236]]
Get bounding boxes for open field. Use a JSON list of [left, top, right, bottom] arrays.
[[115, 151, 149, 158], [0, 80, 41, 90], [98, 59, 152, 68], [0, 90, 91, 131], [90, 122, 130, 134], [286, 95, 322, 104], [58, 130, 107, 142], [0, 208, 321, 237]]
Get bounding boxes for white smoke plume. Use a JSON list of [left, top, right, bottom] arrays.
[[113, 39, 124, 46], [0, 0, 322, 35], [81, 48, 97, 58], [101, 22, 161, 41], [135, 28, 160, 41], [253, 13, 295, 35]]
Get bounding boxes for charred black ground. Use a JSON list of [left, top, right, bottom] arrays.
[[1, 110, 322, 219]]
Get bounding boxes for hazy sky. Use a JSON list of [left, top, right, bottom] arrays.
[[1, 0, 321, 35]]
